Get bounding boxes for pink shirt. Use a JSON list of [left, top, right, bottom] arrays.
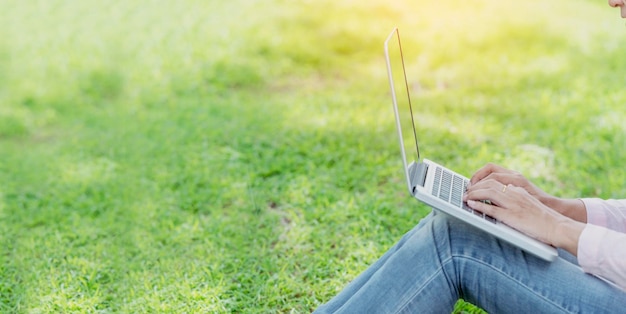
[[578, 198, 626, 291]]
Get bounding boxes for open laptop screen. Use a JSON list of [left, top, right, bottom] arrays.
[[384, 28, 421, 193]]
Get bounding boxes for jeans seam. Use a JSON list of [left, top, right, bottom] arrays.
[[394, 265, 448, 314], [394, 218, 456, 314]]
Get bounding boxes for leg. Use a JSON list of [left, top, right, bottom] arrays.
[[316, 212, 626, 313], [315, 212, 460, 313], [450, 218, 626, 312]]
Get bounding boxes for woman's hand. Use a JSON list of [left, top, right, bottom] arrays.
[[464, 168, 585, 256], [469, 163, 587, 223], [469, 163, 552, 204]]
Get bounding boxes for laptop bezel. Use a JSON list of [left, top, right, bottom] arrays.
[[384, 27, 421, 195]]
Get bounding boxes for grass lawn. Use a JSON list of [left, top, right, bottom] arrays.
[[1, 0, 625, 312]]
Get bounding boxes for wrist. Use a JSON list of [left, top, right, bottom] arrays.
[[552, 218, 585, 256]]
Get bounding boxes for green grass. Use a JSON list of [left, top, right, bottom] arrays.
[[0, 0, 625, 312]]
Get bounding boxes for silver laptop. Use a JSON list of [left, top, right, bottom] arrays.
[[384, 28, 558, 262]]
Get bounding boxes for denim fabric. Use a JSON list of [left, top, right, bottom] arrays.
[[315, 212, 626, 313]]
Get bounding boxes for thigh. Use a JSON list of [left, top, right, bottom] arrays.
[[437, 215, 626, 312]]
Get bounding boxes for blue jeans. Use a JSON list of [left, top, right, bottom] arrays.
[[315, 212, 626, 313]]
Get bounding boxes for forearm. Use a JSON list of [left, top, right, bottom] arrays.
[[542, 196, 587, 223]]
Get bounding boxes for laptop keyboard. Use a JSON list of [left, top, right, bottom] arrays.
[[431, 166, 497, 224]]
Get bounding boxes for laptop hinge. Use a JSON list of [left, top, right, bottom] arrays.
[[409, 162, 429, 192]]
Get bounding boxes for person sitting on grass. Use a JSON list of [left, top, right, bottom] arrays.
[[315, 2, 626, 312]]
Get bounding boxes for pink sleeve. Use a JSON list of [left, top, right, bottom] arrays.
[[581, 198, 626, 232], [578, 224, 626, 291]]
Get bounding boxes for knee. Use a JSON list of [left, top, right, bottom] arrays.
[[427, 212, 457, 239], [395, 212, 481, 257], [426, 213, 488, 252], [429, 212, 511, 261], [397, 212, 456, 251]]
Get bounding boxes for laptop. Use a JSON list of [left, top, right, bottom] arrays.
[[384, 27, 558, 262]]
